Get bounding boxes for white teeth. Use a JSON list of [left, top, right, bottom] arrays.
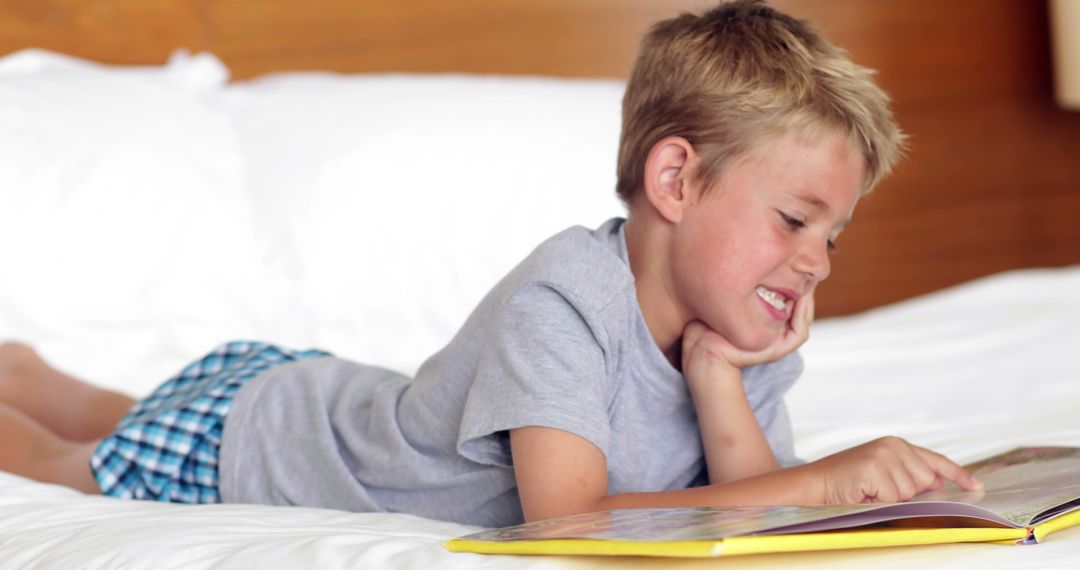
[[755, 286, 787, 311]]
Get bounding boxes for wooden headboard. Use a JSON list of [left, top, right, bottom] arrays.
[[4, 0, 1079, 317]]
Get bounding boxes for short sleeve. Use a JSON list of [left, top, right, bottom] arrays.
[[457, 284, 610, 468], [743, 351, 804, 467]]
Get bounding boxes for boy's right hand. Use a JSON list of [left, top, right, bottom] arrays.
[[810, 437, 983, 504]]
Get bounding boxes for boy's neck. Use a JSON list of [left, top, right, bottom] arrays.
[[624, 208, 686, 370]]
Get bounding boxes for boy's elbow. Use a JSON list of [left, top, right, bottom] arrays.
[[521, 496, 607, 523]]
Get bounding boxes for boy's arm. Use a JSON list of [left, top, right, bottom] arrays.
[[511, 426, 808, 522], [511, 426, 982, 523], [685, 364, 780, 485]]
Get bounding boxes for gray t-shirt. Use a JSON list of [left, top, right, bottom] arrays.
[[219, 218, 803, 527]]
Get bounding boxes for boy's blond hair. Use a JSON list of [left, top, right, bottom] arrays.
[[616, 0, 906, 204]]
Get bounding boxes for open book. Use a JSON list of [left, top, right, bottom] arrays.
[[446, 447, 1080, 557]]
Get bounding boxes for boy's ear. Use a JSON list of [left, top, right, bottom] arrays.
[[642, 136, 699, 224]]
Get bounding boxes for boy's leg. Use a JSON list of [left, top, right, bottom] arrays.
[[0, 342, 136, 442], [0, 402, 100, 494]]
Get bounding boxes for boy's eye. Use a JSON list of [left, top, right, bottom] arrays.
[[782, 211, 839, 253], [780, 212, 806, 230]]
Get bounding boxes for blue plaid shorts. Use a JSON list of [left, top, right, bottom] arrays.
[[90, 341, 330, 503]]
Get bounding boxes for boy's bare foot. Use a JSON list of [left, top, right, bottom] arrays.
[[0, 340, 37, 365], [0, 401, 101, 494], [0, 341, 135, 441], [0, 341, 42, 400]]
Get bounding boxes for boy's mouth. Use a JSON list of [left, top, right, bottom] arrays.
[[755, 286, 792, 312]]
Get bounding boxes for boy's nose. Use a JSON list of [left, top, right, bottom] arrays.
[[794, 241, 831, 283]]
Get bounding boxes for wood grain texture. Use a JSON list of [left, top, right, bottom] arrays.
[[201, 0, 707, 79], [0, 0, 203, 64], [1, 0, 1078, 316]]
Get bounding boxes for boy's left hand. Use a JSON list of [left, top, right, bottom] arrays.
[[682, 292, 814, 376]]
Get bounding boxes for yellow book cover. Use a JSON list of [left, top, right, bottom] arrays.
[[446, 447, 1080, 558]]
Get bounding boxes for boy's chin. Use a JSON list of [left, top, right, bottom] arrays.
[[726, 338, 772, 354], [729, 328, 784, 353], [704, 317, 786, 353]]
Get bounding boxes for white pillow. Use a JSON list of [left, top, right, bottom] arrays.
[[216, 73, 628, 374], [0, 50, 270, 395]]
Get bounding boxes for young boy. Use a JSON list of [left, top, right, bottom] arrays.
[[0, 0, 980, 528]]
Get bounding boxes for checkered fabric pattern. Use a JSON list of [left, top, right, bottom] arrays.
[[90, 341, 330, 503]]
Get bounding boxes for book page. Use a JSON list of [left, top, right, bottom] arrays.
[[459, 505, 889, 542], [908, 447, 1080, 526]]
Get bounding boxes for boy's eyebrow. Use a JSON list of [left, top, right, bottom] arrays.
[[795, 194, 829, 211]]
